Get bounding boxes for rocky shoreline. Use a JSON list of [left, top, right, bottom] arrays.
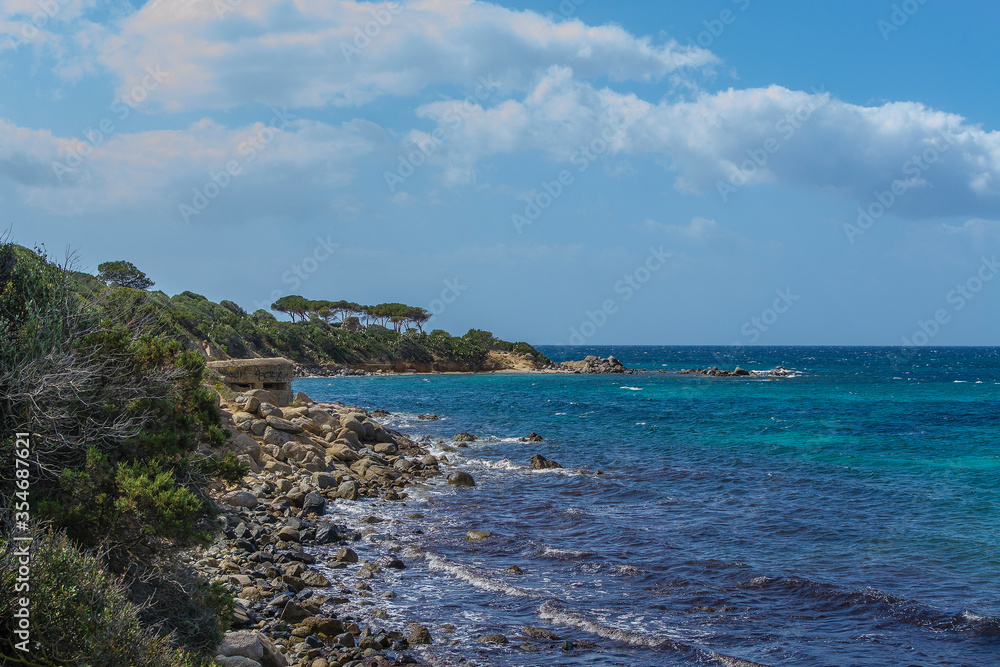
[[193, 386, 539, 667], [678, 365, 795, 378], [294, 354, 635, 378]]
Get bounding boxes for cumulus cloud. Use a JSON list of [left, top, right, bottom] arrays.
[[94, 0, 717, 111], [0, 115, 385, 220], [417, 69, 1000, 218]]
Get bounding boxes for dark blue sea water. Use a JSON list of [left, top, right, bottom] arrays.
[[294, 346, 1000, 667]]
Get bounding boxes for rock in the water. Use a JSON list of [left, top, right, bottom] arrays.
[[522, 626, 560, 640], [336, 547, 359, 563], [477, 634, 509, 644], [447, 471, 476, 487], [221, 491, 259, 508], [465, 530, 491, 542], [527, 432, 544, 442], [453, 432, 477, 442], [559, 355, 630, 374], [407, 624, 432, 645], [315, 524, 338, 544], [417, 414, 439, 420], [217, 631, 264, 661], [530, 453, 562, 470]]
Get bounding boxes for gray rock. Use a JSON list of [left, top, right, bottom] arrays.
[[217, 631, 264, 661], [258, 402, 282, 418], [250, 419, 268, 436], [334, 632, 356, 648], [530, 453, 562, 470], [312, 472, 336, 489], [221, 491, 259, 508], [276, 526, 300, 542], [465, 530, 491, 542], [265, 415, 304, 433], [263, 426, 296, 446], [336, 480, 359, 501], [453, 432, 477, 442], [336, 547, 359, 563], [302, 492, 326, 515], [294, 391, 313, 405], [279, 600, 309, 623], [447, 471, 476, 487], [215, 657, 261, 667], [407, 623, 432, 646], [342, 419, 366, 440], [243, 396, 261, 414]]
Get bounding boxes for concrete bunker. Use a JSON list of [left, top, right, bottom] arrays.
[[206, 357, 295, 406]]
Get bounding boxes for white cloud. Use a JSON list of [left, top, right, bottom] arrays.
[[0, 115, 385, 220], [417, 70, 1000, 218], [94, 0, 717, 111]]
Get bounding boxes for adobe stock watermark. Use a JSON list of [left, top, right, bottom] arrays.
[[897, 255, 998, 350], [843, 126, 959, 244], [250, 235, 340, 312], [12, 432, 33, 653], [3, 0, 72, 51], [341, 2, 402, 62], [878, 0, 930, 41], [544, 0, 588, 22], [717, 85, 828, 202], [512, 119, 626, 234], [385, 75, 500, 193], [180, 108, 295, 223], [566, 246, 672, 344], [51, 65, 171, 182], [426, 278, 469, 324]]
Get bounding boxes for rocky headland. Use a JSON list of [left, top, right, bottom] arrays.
[[294, 354, 634, 377]]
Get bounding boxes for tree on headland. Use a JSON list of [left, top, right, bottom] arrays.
[[96, 260, 154, 290], [271, 295, 312, 322]]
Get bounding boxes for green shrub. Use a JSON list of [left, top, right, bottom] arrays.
[[0, 531, 208, 666]]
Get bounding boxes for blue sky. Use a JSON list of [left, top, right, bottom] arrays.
[[2, 0, 1000, 345]]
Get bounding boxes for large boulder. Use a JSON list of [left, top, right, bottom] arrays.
[[530, 454, 562, 470], [302, 491, 326, 515], [263, 426, 296, 447], [447, 471, 476, 487], [336, 480, 359, 500], [294, 391, 314, 405], [217, 631, 264, 661], [265, 415, 303, 434], [221, 491, 259, 508]]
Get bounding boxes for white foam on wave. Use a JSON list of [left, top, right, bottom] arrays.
[[620, 386, 644, 391], [538, 600, 670, 648], [425, 553, 540, 598], [541, 546, 594, 559]]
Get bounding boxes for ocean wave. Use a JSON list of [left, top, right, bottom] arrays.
[[538, 601, 772, 665], [540, 546, 595, 559], [425, 553, 540, 598], [620, 386, 644, 391]]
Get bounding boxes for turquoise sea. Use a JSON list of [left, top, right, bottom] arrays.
[[295, 346, 1000, 666]]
